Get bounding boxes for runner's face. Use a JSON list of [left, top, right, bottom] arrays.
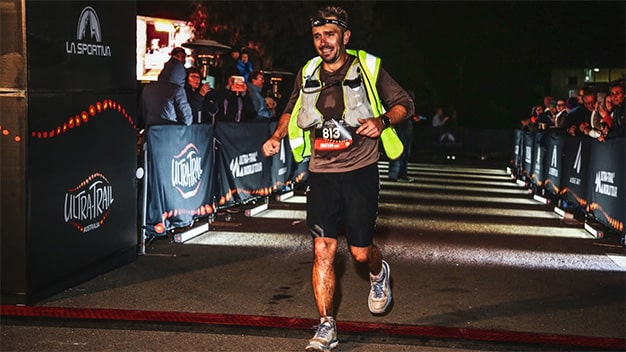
[[311, 20, 349, 64]]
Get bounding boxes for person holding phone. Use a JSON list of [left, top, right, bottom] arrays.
[[184, 67, 216, 123], [206, 75, 255, 123]]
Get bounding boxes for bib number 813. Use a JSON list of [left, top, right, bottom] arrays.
[[322, 127, 341, 139]]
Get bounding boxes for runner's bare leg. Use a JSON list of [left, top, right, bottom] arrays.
[[312, 237, 338, 316]]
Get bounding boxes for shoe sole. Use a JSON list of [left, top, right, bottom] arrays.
[[305, 339, 339, 351], [368, 260, 392, 314]]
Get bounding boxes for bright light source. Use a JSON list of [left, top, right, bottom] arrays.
[[154, 21, 174, 32], [593, 68, 600, 72]]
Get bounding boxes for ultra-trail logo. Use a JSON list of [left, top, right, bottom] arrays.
[[64, 173, 114, 233], [230, 152, 263, 178], [595, 170, 618, 198], [65, 6, 111, 57], [172, 144, 203, 199]]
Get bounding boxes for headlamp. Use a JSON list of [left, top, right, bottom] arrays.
[[310, 17, 348, 30]]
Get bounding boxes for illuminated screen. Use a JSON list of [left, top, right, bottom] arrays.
[[136, 15, 193, 81]]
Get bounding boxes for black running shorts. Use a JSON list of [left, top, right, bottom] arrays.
[[306, 163, 379, 247]]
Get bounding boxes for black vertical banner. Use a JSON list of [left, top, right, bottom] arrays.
[[560, 135, 590, 211], [512, 129, 522, 173], [544, 129, 566, 196], [214, 122, 273, 208], [522, 131, 534, 180], [586, 138, 625, 235], [145, 125, 215, 236], [530, 131, 546, 187], [25, 1, 137, 302]]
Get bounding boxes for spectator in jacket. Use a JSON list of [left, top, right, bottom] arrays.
[[247, 70, 275, 120], [141, 55, 193, 128], [605, 80, 625, 139], [236, 50, 254, 82], [184, 67, 214, 123], [207, 75, 256, 123]]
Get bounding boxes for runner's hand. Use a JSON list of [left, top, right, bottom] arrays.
[[262, 136, 281, 157], [356, 117, 383, 138]]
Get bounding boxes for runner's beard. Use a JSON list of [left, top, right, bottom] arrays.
[[320, 44, 343, 65]]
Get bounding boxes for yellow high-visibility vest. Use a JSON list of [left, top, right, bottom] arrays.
[[287, 49, 403, 162]]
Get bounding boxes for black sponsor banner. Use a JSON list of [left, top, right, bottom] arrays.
[[26, 1, 136, 91], [521, 130, 534, 180], [586, 138, 625, 234], [530, 131, 546, 187], [214, 122, 273, 208], [543, 129, 566, 196], [28, 93, 137, 295], [512, 129, 522, 169], [560, 135, 590, 210], [267, 121, 294, 189], [145, 124, 215, 236]]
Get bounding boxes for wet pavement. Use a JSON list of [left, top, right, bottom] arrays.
[[2, 156, 625, 351]]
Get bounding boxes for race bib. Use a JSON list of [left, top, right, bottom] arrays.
[[314, 118, 355, 151]]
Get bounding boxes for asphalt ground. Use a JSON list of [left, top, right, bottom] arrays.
[[2, 155, 625, 352]]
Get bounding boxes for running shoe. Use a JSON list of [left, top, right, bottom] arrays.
[[368, 260, 392, 314], [305, 317, 338, 351]]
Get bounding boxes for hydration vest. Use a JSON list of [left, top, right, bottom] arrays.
[[287, 49, 403, 163]]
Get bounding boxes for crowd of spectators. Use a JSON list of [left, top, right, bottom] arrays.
[[141, 44, 281, 129], [520, 79, 625, 142]]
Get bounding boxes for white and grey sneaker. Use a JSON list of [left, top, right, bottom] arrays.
[[368, 260, 392, 314], [305, 316, 338, 351]]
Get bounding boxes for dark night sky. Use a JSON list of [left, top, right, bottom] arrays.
[[137, 1, 625, 128]]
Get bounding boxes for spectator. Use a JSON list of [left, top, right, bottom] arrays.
[[543, 95, 554, 113], [207, 75, 256, 123], [264, 96, 277, 117], [432, 107, 455, 143], [589, 93, 611, 140], [244, 40, 264, 71], [236, 50, 254, 82], [170, 47, 187, 65], [577, 87, 592, 105], [388, 89, 418, 182], [553, 98, 568, 128], [247, 70, 275, 120], [184, 67, 215, 123], [564, 92, 593, 136], [605, 79, 625, 139], [562, 97, 582, 136], [577, 90, 597, 136], [141, 54, 193, 128], [537, 100, 556, 130]]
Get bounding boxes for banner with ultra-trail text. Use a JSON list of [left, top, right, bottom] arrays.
[[214, 121, 274, 208], [145, 124, 215, 236], [586, 137, 625, 235], [22, 1, 137, 303]]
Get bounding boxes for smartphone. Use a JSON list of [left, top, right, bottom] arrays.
[[231, 75, 246, 92]]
